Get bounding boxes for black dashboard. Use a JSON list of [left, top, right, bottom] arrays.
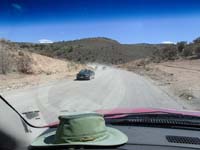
[[29, 125, 200, 150], [112, 125, 200, 150]]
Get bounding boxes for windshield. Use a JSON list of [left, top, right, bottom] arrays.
[[79, 69, 87, 73], [1, 0, 200, 129]]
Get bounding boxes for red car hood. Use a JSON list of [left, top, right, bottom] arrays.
[[97, 107, 200, 117], [47, 107, 200, 128]]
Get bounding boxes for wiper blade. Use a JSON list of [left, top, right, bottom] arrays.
[[107, 118, 200, 129], [104, 111, 200, 120], [105, 113, 200, 129]]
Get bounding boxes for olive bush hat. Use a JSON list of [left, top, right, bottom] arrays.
[[31, 112, 128, 147]]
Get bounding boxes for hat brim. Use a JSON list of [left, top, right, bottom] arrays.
[[31, 127, 128, 147]]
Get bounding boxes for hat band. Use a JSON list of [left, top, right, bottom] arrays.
[[55, 130, 108, 143]]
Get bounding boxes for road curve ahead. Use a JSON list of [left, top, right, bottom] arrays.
[[3, 66, 188, 123]]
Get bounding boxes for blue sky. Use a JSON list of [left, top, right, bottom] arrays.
[[1, 0, 200, 44]]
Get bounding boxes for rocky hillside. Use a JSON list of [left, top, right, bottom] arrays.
[[16, 37, 159, 64]]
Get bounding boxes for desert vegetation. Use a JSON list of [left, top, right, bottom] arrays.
[[16, 37, 158, 64], [152, 37, 200, 62]]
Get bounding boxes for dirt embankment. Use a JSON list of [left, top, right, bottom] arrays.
[[0, 52, 84, 91], [119, 59, 200, 110], [151, 60, 200, 100]]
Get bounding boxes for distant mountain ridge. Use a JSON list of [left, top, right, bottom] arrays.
[[15, 37, 160, 64], [2, 36, 199, 68]]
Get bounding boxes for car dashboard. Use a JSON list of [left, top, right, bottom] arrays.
[[29, 124, 200, 150], [111, 125, 200, 150]]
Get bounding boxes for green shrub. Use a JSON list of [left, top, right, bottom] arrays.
[[68, 46, 73, 53], [193, 37, 200, 44], [153, 46, 178, 61], [177, 41, 187, 53], [0, 42, 10, 74], [194, 46, 200, 57], [182, 47, 193, 57], [17, 54, 32, 74]]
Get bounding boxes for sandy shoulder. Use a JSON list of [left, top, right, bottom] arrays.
[[118, 59, 200, 110]]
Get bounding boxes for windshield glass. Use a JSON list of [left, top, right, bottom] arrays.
[[0, 0, 200, 127], [79, 70, 87, 73]]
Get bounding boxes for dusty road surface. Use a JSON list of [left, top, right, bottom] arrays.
[[1, 66, 191, 125]]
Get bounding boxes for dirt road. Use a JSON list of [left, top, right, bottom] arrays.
[[1, 66, 191, 124]]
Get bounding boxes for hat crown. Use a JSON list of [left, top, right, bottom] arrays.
[[55, 113, 107, 143]]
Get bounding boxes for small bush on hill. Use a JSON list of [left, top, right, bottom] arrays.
[[193, 37, 200, 44], [0, 41, 11, 74], [194, 46, 200, 57], [152, 45, 178, 62], [17, 53, 32, 74], [177, 41, 187, 53], [182, 45, 194, 57]]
